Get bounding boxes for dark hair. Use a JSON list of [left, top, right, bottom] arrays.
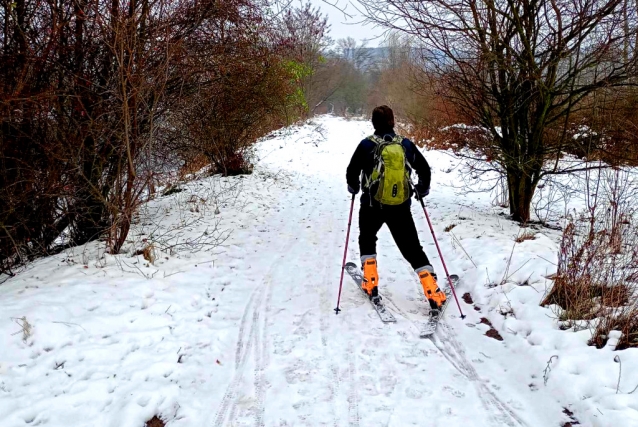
[[371, 105, 395, 134]]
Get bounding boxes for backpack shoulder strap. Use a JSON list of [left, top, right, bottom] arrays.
[[368, 135, 388, 160], [367, 135, 383, 144], [394, 135, 415, 168]]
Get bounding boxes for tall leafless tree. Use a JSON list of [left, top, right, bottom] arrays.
[[359, 0, 638, 222]]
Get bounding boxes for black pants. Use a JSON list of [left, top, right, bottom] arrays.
[[359, 201, 430, 270]]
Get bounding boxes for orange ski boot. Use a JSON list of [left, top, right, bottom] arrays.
[[416, 266, 447, 310], [361, 255, 379, 300]]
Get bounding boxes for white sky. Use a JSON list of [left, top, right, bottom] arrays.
[[306, 0, 386, 47]]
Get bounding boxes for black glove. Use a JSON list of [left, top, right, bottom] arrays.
[[348, 184, 360, 195], [414, 182, 430, 199]]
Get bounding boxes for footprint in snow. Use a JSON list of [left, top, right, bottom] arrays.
[[359, 374, 380, 396], [380, 375, 397, 396], [284, 359, 312, 384], [442, 385, 465, 398], [405, 386, 432, 399], [23, 412, 37, 424], [293, 324, 310, 337], [361, 348, 375, 356], [137, 395, 151, 407]]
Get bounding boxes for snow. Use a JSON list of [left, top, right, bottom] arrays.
[[1, 115, 637, 427]]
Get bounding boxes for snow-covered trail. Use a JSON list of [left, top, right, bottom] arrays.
[[5, 115, 613, 427], [205, 117, 563, 427]]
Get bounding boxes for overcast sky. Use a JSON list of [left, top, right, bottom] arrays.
[[307, 0, 386, 47]]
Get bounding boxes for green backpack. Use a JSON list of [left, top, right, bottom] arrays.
[[365, 134, 412, 205]]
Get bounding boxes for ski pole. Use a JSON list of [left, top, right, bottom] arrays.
[[417, 196, 466, 319], [335, 194, 356, 314]]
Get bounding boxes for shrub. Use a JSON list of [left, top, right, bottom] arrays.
[[0, 0, 319, 272], [542, 169, 638, 350]]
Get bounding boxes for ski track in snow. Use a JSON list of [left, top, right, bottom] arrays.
[[315, 222, 342, 427], [215, 220, 309, 427], [5, 116, 637, 427], [433, 325, 525, 427], [382, 278, 524, 426], [387, 262, 524, 425], [227, 118, 519, 427], [236, 117, 571, 427]]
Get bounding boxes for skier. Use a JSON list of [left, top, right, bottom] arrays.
[[346, 105, 447, 310]]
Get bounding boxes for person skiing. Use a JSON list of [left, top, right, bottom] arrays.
[[346, 105, 447, 310]]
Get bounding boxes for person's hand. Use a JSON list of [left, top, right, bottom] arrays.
[[414, 182, 429, 199], [348, 184, 360, 195]]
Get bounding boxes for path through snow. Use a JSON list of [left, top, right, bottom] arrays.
[[2, 116, 635, 427], [208, 117, 564, 427]]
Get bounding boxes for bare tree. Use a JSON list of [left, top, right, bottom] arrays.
[[0, 0, 311, 272], [278, 2, 333, 115], [359, 0, 638, 222]]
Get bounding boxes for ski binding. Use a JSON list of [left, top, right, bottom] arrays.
[[345, 262, 396, 323], [419, 275, 459, 338]]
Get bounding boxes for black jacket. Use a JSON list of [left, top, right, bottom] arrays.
[[346, 131, 431, 206]]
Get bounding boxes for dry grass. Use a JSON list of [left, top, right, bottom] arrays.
[[142, 245, 156, 264], [134, 244, 157, 265], [178, 154, 210, 181], [542, 224, 638, 348], [545, 279, 632, 320], [590, 313, 638, 350], [515, 230, 537, 243], [403, 125, 437, 147], [11, 316, 32, 342], [592, 283, 632, 307], [444, 223, 457, 232], [542, 168, 638, 350]]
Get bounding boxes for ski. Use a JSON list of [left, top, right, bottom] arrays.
[[344, 262, 396, 323], [419, 275, 459, 338]]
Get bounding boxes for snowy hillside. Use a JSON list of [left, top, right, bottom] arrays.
[[1, 116, 637, 427]]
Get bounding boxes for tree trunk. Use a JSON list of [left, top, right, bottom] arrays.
[[506, 168, 538, 223]]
